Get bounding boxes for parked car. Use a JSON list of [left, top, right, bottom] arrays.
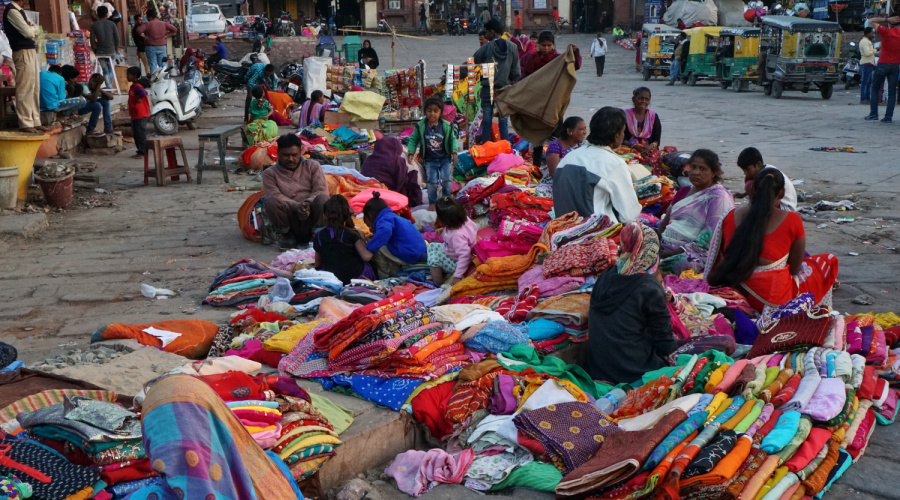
[[188, 3, 228, 34]]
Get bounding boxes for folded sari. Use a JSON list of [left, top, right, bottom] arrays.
[[781, 372, 821, 412], [801, 436, 841, 495], [734, 400, 765, 433], [743, 363, 769, 399], [682, 429, 739, 479], [679, 434, 752, 490], [721, 399, 758, 431], [760, 410, 801, 454], [759, 369, 794, 403], [800, 377, 846, 422], [626, 431, 697, 499], [783, 427, 832, 472], [771, 374, 802, 408], [556, 410, 687, 496], [643, 410, 709, 471], [743, 403, 775, 438], [736, 454, 780, 500], [723, 447, 767, 500]]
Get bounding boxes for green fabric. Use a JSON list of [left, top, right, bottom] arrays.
[[497, 345, 618, 398], [487, 461, 562, 492], [689, 350, 735, 394], [763, 366, 780, 388], [643, 365, 681, 384], [734, 399, 764, 433], [309, 393, 355, 435]]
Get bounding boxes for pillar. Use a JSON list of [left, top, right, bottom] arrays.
[[32, 0, 69, 34]]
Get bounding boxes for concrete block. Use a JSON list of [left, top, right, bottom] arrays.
[[0, 213, 48, 238], [57, 126, 85, 151], [317, 408, 423, 492], [85, 132, 123, 149]]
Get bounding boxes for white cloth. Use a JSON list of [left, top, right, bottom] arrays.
[[143, 326, 182, 347], [454, 309, 506, 331], [590, 38, 607, 57], [553, 145, 642, 224], [617, 394, 702, 431], [767, 165, 798, 212]]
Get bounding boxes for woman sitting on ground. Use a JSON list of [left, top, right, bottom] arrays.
[[587, 222, 676, 384], [707, 167, 839, 313], [360, 136, 423, 207], [247, 85, 279, 143], [552, 107, 642, 222], [622, 86, 661, 155], [358, 39, 379, 69], [314, 195, 375, 284], [658, 149, 734, 274], [296, 90, 328, 128], [543, 116, 586, 178]]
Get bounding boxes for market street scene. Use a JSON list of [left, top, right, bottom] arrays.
[[2, 0, 900, 498]]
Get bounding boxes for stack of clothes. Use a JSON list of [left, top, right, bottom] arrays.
[[205, 259, 291, 307], [17, 395, 149, 496], [271, 393, 350, 482]]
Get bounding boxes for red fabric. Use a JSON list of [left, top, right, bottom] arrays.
[[757, 409, 784, 437], [517, 429, 547, 456], [230, 309, 289, 326], [250, 347, 284, 368], [128, 83, 150, 120], [884, 326, 900, 348], [99, 459, 157, 484], [857, 365, 878, 400], [783, 428, 832, 472], [199, 371, 262, 401], [877, 25, 900, 64], [771, 375, 802, 408], [722, 211, 805, 263], [747, 307, 834, 359], [411, 381, 456, 439]]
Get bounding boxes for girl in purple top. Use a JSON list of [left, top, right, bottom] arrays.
[[545, 116, 586, 178]]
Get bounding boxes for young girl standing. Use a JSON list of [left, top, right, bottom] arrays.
[[428, 196, 477, 286], [407, 97, 458, 207]]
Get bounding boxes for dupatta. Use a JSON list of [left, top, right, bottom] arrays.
[[624, 107, 656, 141]]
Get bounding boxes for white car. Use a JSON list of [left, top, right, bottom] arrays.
[[188, 3, 228, 34]]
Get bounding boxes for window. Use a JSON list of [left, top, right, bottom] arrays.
[[388, 0, 400, 9], [192, 5, 220, 14]]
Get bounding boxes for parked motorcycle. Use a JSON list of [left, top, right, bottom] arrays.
[[841, 42, 860, 90], [449, 16, 462, 36], [149, 63, 202, 135], [184, 58, 222, 108], [467, 16, 482, 34], [278, 11, 296, 37], [213, 59, 251, 93], [278, 62, 305, 103]]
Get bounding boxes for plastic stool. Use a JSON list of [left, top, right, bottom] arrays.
[[144, 136, 192, 186]]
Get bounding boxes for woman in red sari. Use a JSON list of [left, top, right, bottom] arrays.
[[706, 167, 838, 312]]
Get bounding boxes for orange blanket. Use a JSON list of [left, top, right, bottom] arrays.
[[91, 320, 220, 359], [326, 174, 386, 201]]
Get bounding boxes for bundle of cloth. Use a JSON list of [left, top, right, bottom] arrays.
[[91, 319, 221, 359], [16, 395, 148, 495], [205, 259, 292, 307]]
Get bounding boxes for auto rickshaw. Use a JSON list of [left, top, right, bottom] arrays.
[[757, 16, 842, 99], [640, 23, 682, 81], [679, 26, 726, 85], [715, 28, 760, 92]]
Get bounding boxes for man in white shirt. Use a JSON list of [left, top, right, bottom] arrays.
[[736, 147, 797, 211], [553, 107, 642, 223], [590, 32, 607, 77], [860, 26, 876, 104]]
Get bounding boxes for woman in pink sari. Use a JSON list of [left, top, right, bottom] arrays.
[[623, 86, 661, 155]]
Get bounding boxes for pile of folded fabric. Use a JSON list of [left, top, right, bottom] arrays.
[[205, 259, 291, 307]]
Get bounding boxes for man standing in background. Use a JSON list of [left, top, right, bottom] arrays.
[[3, 0, 43, 132], [590, 32, 606, 77], [137, 10, 177, 73], [859, 26, 876, 104]]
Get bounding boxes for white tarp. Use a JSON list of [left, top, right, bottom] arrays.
[[663, 0, 719, 27], [303, 56, 333, 97]]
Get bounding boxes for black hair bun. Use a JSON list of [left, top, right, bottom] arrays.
[[372, 191, 381, 199]]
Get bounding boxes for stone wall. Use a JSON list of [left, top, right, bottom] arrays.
[[188, 36, 317, 67]]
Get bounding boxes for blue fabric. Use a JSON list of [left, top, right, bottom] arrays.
[[332, 125, 363, 144], [39, 71, 68, 111], [266, 450, 305, 499], [0, 360, 24, 372], [246, 62, 267, 87], [526, 319, 565, 341], [117, 476, 169, 498], [760, 410, 801, 454], [365, 208, 427, 264], [813, 449, 852, 499], [688, 394, 714, 416], [320, 374, 422, 411], [464, 320, 530, 354], [734, 309, 758, 345]]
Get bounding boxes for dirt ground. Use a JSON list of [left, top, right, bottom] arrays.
[[1, 33, 898, 499]]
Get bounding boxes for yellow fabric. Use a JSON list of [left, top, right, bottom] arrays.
[[275, 425, 339, 448], [230, 406, 282, 416], [680, 269, 704, 280], [278, 434, 342, 459], [705, 392, 729, 416], [62, 486, 94, 500], [857, 311, 900, 329], [339, 90, 387, 120], [709, 398, 734, 423], [245, 424, 277, 433], [755, 465, 789, 500], [263, 319, 329, 353], [704, 363, 730, 394]]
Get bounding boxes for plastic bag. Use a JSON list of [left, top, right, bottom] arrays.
[[268, 277, 294, 303]]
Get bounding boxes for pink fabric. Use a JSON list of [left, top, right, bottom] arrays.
[[669, 302, 691, 340], [714, 359, 749, 394], [486, 153, 525, 174], [349, 188, 409, 213], [800, 377, 846, 422], [249, 423, 282, 449], [517, 265, 585, 298], [713, 315, 735, 338], [443, 219, 478, 278], [867, 328, 888, 364], [846, 322, 862, 353], [385, 448, 476, 497], [664, 274, 711, 293], [225, 339, 264, 359]]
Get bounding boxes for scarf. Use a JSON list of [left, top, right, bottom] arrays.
[[616, 222, 659, 275], [624, 107, 656, 140]]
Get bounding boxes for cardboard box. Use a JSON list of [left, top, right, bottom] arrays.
[[323, 111, 379, 131]]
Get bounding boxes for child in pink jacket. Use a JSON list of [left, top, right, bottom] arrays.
[[428, 195, 477, 285]]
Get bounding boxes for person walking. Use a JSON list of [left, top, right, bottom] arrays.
[[590, 32, 606, 76], [417, 3, 430, 35], [865, 16, 900, 123], [473, 18, 520, 144], [667, 32, 686, 86], [132, 14, 150, 75], [136, 9, 177, 73], [513, 9, 523, 36], [3, 0, 43, 132]]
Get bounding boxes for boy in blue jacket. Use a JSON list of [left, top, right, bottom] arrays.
[[363, 191, 427, 278], [407, 97, 458, 207]]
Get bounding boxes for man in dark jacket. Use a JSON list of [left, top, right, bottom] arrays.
[[586, 223, 676, 384], [473, 18, 520, 144]]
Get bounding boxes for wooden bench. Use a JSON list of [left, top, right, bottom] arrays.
[[195, 124, 249, 184]]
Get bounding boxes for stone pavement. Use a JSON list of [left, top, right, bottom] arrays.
[[1, 34, 899, 499]]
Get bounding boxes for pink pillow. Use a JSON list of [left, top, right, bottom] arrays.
[[350, 188, 409, 213]]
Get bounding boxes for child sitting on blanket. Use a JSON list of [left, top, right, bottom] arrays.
[[314, 195, 375, 284], [428, 195, 477, 286], [363, 191, 427, 279]]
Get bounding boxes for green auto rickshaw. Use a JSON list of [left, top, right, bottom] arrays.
[[679, 26, 726, 86], [715, 28, 760, 92]]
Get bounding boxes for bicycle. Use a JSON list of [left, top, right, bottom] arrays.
[[545, 17, 570, 33]]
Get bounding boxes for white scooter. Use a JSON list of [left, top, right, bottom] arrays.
[[149, 63, 202, 135]]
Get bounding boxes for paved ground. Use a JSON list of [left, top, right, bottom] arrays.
[[1, 34, 899, 499]]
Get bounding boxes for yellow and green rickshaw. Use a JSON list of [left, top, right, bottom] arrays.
[[757, 16, 842, 99], [640, 23, 682, 81], [715, 27, 760, 92], [678, 26, 726, 86]]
